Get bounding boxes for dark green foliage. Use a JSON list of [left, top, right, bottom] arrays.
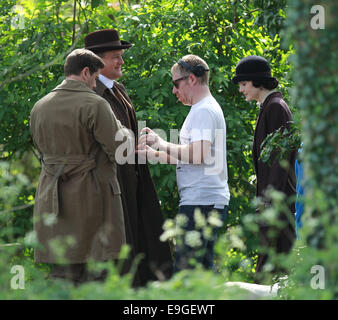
[[260, 121, 301, 164], [280, 0, 338, 298], [286, 0, 338, 244]]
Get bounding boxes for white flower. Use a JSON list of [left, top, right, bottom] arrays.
[[160, 229, 177, 242], [185, 231, 202, 248], [163, 218, 175, 230], [202, 226, 213, 240], [194, 209, 206, 229], [207, 211, 223, 227], [175, 214, 188, 227]]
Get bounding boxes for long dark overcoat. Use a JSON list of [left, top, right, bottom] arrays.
[[30, 80, 129, 264], [252, 91, 297, 281], [94, 79, 173, 286]]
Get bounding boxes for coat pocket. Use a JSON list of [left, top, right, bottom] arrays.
[[109, 179, 121, 195]]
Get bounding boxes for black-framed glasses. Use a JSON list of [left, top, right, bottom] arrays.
[[172, 75, 189, 88]]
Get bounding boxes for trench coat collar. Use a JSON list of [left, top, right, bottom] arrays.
[[52, 79, 96, 94]]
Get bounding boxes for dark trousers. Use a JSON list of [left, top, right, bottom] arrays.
[[254, 208, 296, 284], [174, 205, 228, 273]]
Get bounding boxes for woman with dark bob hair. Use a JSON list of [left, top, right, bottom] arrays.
[[232, 55, 297, 284]]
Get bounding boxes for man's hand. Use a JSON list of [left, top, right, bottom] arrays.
[[136, 143, 167, 163], [138, 127, 211, 164], [139, 127, 166, 150]]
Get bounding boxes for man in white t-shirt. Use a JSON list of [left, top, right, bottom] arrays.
[[138, 55, 230, 272]]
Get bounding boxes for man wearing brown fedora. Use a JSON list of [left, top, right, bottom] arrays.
[[84, 29, 173, 287]]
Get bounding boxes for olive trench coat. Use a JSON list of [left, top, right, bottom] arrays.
[[30, 80, 132, 264], [94, 80, 173, 286], [252, 91, 297, 282]]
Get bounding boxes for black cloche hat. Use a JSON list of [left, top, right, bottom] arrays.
[[232, 55, 277, 84], [84, 29, 133, 52]]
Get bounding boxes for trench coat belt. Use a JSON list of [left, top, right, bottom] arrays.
[[41, 153, 100, 216]]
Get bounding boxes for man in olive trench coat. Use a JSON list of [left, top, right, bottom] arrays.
[[85, 29, 173, 286], [30, 49, 133, 284]]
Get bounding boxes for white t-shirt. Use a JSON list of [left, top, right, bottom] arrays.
[[176, 95, 230, 206]]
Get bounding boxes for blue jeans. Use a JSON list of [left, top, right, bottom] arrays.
[[173, 205, 228, 273]]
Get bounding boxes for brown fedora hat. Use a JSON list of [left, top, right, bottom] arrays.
[[84, 29, 132, 52]]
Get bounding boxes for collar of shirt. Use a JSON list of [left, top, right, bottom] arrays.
[[191, 94, 213, 110], [98, 74, 115, 89], [259, 89, 277, 108]]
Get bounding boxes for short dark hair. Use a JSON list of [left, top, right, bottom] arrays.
[[252, 78, 279, 90], [64, 48, 105, 76], [171, 54, 210, 85]]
